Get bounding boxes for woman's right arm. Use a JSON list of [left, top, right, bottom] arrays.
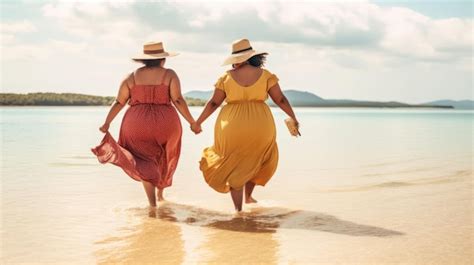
[[194, 89, 226, 131], [99, 74, 131, 133], [268, 83, 298, 124]]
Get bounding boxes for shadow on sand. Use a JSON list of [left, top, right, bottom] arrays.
[[141, 202, 404, 237]]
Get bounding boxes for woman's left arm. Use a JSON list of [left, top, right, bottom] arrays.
[[169, 70, 196, 126], [268, 83, 299, 124]]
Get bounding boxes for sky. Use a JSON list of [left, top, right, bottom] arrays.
[[0, 0, 472, 103]]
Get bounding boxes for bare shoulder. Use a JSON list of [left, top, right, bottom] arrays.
[[124, 71, 134, 80], [133, 66, 146, 76], [166, 68, 178, 78], [122, 71, 135, 87]]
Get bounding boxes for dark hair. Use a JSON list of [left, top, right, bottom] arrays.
[[133, 59, 164, 67], [247, 54, 267, 67]]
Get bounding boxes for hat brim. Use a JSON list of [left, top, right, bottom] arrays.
[[131, 51, 179, 60], [221, 50, 268, 66]]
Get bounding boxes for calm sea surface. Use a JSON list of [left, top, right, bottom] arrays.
[[1, 106, 472, 264]]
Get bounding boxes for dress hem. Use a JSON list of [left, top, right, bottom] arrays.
[[91, 132, 175, 189]]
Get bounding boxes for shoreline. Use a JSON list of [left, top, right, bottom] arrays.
[[1, 92, 469, 109], [0, 105, 458, 109]]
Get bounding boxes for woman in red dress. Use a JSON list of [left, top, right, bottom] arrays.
[[92, 41, 198, 207]]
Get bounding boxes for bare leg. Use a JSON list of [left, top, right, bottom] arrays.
[[230, 187, 244, 212], [157, 188, 165, 202], [148, 206, 157, 218], [142, 180, 156, 207], [245, 181, 258, 204]]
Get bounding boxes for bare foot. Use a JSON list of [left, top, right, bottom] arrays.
[[233, 211, 245, 217], [148, 206, 157, 218], [245, 196, 258, 204], [157, 189, 165, 202]]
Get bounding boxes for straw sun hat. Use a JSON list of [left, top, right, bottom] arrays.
[[132, 41, 178, 60], [222, 38, 268, 66]]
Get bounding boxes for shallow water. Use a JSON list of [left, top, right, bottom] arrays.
[[1, 106, 473, 264]]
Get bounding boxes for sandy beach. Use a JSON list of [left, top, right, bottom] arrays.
[[1, 107, 472, 264], [2, 0, 473, 263]]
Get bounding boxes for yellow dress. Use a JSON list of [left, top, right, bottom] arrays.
[[199, 69, 279, 193]]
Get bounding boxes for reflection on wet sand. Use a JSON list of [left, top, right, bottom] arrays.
[[153, 204, 280, 264], [151, 202, 404, 237], [95, 207, 185, 264], [95, 203, 404, 264], [201, 223, 279, 264]]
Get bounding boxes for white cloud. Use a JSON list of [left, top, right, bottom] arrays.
[[377, 6, 472, 63], [0, 38, 89, 61], [127, 0, 470, 72], [1, 1, 472, 102], [41, 1, 141, 41], [1, 18, 87, 60], [50, 40, 87, 53], [0, 20, 37, 33], [34, 1, 473, 65], [1, 20, 37, 46], [430, 18, 473, 53]]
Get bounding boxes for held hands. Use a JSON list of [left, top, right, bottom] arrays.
[[190, 121, 202, 134], [99, 123, 110, 133]]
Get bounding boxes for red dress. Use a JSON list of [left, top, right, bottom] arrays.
[[91, 72, 182, 188]]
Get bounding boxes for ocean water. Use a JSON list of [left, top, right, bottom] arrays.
[[1, 106, 472, 264]]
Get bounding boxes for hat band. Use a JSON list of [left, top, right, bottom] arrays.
[[232, 46, 253, 54], [144, 49, 165, 54]]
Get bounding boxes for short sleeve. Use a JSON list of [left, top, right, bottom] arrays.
[[214, 73, 227, 91], [267, 72, 279, 91]]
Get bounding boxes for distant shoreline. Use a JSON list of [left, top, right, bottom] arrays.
[[0, 92, 206, 107], [0, 92, 459, 109], [0, 104, 459, 110]]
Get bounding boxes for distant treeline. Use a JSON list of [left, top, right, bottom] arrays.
[[0, 93, 115, 106], [0, 93, 206, 106]]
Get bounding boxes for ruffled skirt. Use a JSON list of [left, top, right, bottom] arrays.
[[92, 104, 182, 188], [200, 102, 278, 193]]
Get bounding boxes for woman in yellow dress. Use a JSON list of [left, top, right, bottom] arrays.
[[192, 39, 299, 211]]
